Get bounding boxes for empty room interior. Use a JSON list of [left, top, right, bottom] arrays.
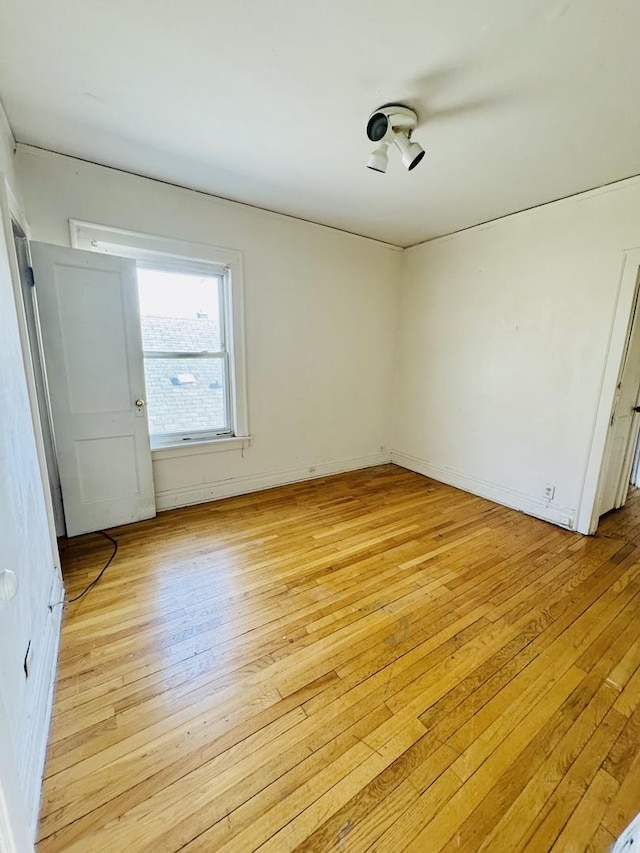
[[2, 1, 640, 850]]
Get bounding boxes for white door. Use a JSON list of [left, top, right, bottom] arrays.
[[31, 242, 156, 537], [599, 269, 640, 516]]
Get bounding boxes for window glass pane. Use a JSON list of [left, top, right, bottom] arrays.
[[144, 357, 228, 438], [137, 267, 222, 353]]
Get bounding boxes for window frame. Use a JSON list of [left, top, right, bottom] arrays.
[[70, 220, 249, 451], [137, 259, 231, 445]]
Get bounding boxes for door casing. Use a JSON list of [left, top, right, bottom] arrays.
[[578, 248, 640, 533]]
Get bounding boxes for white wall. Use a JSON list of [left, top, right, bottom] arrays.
[[17, 142, 640, 538], [17, 146, 401, 509], [0, 104, 62, 844], [0, 104, 23, 212], [392, 176, 640, 531]]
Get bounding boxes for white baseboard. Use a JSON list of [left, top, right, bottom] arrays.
[[391, 451, 576, 530], [17, 572, 64, 839], [155, 451, 392, 511]]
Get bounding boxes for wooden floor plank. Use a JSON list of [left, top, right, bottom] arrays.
[[37, 466, 640, 851]]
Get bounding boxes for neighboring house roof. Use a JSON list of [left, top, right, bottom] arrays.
[[140, 315, 226, 436], [141, 314, 220, 352]]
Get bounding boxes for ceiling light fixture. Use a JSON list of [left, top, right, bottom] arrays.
[[367, 143, 390, 173], [366, 105, 425, 173]]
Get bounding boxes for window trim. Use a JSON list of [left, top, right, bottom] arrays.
[[70, 220, 249, 450]]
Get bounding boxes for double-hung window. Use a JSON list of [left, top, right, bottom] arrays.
[[70, 221, 249, 450], [137, 259, 231, 445]]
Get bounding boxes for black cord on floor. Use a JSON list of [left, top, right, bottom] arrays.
[[49, 531, 118, 609]]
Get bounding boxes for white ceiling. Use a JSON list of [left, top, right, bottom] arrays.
[[1, 0, 640, 247]]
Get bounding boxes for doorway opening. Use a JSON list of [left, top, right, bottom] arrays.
[[586, 250, 640, 533], [11, 223, 66, 536]]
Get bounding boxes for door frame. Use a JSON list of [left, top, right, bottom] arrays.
[[13, 226, 66, 537], [577, 248, 640, 534], [630, 430, 640, 488], [0, 174, 64, 848], [0, 690, 32, 853], [0, 177, 61, 577]]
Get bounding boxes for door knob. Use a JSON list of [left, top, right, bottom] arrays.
[[634, 406, 640, 413], [135, 399, 145, 408], [0, 570, 18, 602]]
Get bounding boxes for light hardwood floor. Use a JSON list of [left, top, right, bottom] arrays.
[[37, 465, 640, 851]]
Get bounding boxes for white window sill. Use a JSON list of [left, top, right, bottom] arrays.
[[151, 435, 251, 460]]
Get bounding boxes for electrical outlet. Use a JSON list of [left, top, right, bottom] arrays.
[[543, 484, 555, 501]]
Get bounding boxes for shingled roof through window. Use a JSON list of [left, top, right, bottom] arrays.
[[140, 315, 226, 436]]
